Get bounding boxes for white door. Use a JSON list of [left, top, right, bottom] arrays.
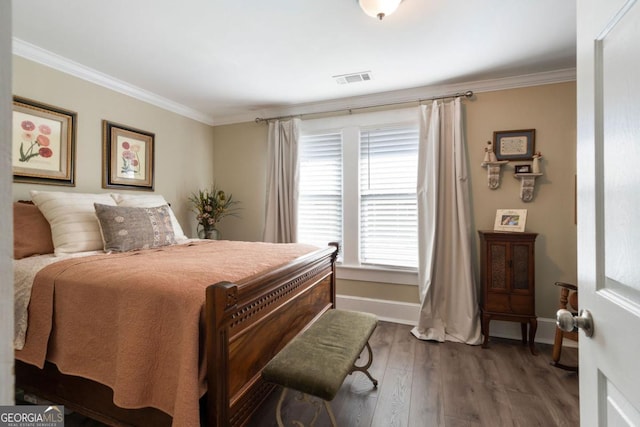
[[577, 0, 640, 425]]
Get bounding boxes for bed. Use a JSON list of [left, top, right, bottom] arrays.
[[13, 192, 338, 427]]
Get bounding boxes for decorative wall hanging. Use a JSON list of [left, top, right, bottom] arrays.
[[531, 151, 542, 173], [514, 151, 543, 202], [493, 129, 535, 161], [481, 140, 508, 189], [12, 96, 76, 186], [102, 120, 155, 191]]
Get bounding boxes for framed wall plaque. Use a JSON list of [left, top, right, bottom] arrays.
[[494, 129, 535, 161]]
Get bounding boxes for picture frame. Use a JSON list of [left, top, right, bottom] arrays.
[[515, 164, 532, 174], [12, 96, 76, 186], [102, 120, 154, 191], [493, 129, 535, 161], [494, 209, 528, 232]]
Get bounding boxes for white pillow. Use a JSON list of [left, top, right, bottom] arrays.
[[30, 190, 117, 255], [110, 193, 188, 241]]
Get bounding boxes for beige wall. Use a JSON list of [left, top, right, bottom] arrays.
[[212, 82, 578, 319], [10, 56, 577, 319], [12, 56, 215, 238], [467, 83, 577, 319], [210, 121, 267, 241]]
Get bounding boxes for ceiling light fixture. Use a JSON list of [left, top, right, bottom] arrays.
[[358, 0, 402, 20]]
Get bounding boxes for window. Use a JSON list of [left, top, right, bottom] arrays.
[[298, 132, 343, 250], [298, 109, 419, 275], [360, 127, 418, 268]]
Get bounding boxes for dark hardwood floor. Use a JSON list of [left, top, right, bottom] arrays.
[[249, 321, 579, 427], [22, 321, 579, 427]]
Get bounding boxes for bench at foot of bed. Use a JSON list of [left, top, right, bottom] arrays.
[[262, 309, 378, 426]]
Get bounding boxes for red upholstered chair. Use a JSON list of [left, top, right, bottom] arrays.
[[551, 282, 579, 371]]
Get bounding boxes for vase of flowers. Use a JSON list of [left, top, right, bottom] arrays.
[[188, 184, 240, 239]]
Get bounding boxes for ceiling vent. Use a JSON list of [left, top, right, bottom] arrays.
[[333, 71, 372, 85]]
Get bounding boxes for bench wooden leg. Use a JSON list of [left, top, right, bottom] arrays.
[[350, 341, 378, 387], [275, 387, 287, 427], [323, 399, 338, 427], [275, 387, 338, 427]]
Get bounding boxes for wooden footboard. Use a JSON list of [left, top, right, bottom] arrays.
[[15, 243, 338, 427], [206, 243, 338, 426]]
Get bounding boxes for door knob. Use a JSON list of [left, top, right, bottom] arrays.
[[556, 308, 594, 337]]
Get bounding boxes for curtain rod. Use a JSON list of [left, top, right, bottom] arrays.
[[254, 90, 473, 123]]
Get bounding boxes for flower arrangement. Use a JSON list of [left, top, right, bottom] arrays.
[[188, 184, 240, 237]]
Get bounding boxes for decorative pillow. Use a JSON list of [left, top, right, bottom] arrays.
[[110, 193, 188, 241], [13, 202, 55, 259], [30, 190, 117, 255], [94, 203, 177, 252]]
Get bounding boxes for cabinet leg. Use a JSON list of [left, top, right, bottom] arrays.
[[528, 318, 538, 355], [482, 313, 490, 348], [520, 322, 527, 345]]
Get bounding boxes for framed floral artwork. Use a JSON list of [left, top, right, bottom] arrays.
[[12, 96, 77, 186], [102, 120, 154, 191]]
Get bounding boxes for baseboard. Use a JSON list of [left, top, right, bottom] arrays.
[[336, 294, 421, 326], [335, 294, 577, 347]]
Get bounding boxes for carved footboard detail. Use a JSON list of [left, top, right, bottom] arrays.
[[230, 261, 334, 329], [206, 244, 338, 426], [228, 381, 275, 427]]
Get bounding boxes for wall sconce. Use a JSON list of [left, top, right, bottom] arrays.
[[359, 0, 402, 20]]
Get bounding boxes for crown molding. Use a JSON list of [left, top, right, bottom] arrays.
[[12, 38, 216, 125], [13, 37, 575, 127], [241, 68, 577, 125]]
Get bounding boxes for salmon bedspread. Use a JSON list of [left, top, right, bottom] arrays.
[[15, 240, 319, 427]]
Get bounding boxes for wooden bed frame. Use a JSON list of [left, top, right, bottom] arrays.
[[16, 243, 339, 427]]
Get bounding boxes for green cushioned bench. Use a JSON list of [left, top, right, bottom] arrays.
[[262, 309, 378, 426]]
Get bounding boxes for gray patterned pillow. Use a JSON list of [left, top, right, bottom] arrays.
[[94, 203, 177, 252]]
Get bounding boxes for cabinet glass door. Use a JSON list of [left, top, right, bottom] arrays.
[[512, 244, 530, 290], [490, 244, 507, 290]]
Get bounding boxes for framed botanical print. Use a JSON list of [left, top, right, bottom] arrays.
[[102, 120, 155, 191], [12, 96, 76, 186]]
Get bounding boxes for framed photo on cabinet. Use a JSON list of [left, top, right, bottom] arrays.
[[494, 209, 527, 232]]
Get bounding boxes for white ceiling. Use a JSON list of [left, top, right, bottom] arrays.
[[11, 0, 576, 125]]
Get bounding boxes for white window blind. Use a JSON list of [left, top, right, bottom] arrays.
[[298, 132, 343, 251], [360, 127, 418, 268]]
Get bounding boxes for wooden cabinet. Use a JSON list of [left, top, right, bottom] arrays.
[[478, 230, 538, 354]]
